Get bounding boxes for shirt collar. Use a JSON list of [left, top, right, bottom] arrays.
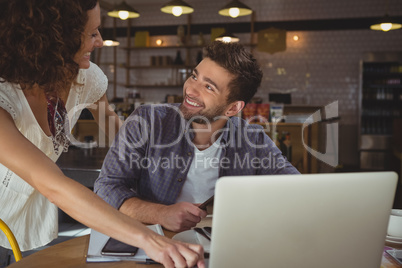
[[183, 116, 241, 147]]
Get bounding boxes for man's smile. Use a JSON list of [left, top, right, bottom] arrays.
[[184, 96, 203, 108]]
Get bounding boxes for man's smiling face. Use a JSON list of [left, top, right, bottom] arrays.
[[179, 58, 234, 124]]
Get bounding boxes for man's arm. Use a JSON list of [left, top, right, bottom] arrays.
[[120, 197, 207, 232], [95, 105, 207, 232], [94, 114, 147, 210]]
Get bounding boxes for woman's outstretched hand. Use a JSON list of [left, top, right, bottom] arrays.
[[142, 232, 205, 268]]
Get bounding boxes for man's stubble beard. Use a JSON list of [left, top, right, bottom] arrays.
[[179, 102, 227, 124]]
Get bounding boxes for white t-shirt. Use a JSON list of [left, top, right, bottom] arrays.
[[176, 135, 223, 204], [0, 62, 107, 251]]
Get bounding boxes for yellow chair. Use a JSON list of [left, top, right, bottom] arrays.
[[0, 219, 22, 262]]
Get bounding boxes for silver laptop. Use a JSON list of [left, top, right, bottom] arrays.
[[208, 172, 398, 268]]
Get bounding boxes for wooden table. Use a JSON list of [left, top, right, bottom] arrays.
[[382, 241, 402, 268], [9, 237, 402, 268], [8, 235, 161, 268], [8, 218, 212, 268], [8, 218, 402, 268]]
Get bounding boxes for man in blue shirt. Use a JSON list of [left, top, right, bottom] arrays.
[[95, 41, 300, 232]]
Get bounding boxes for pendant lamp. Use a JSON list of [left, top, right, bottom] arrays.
[[215, 32, 240, 43], [370, 0, 401, 31], [103, 38, 120, 47], [370, 15, 402, 31], [219, 0, 252, 18], [108, 1, 140, 20], [161, 0, 194, 17]]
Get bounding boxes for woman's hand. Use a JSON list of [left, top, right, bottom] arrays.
[[142, 232, 205, 268]]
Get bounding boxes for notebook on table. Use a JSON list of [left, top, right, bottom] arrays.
[[208, 172, 398, 268]]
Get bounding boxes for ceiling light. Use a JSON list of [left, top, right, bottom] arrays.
[[370, 0, 402, 32], [103, 39, 120, 47], [370, 15, 402, 31], [161, 0, 194, 17], [156, 39, 164, 46], [108, 1, 140, 20], [215, 32, 240, 43], [219, 0, 252, 18], [101, 29, 120, 47]]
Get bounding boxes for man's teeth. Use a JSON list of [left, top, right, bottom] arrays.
[[186, 98, 200, 107], [85, 52, 91, 56]]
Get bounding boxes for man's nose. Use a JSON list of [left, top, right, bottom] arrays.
[[185, 80, 202, 97]]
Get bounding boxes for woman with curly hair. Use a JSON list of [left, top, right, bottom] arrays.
[[0, 1, 204, 267]]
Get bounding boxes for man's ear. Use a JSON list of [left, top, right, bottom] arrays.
[[225, 101, 245, 117]]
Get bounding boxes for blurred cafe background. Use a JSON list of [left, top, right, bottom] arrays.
[[2, 0, 399, 263], [63, 0, 402, 208]]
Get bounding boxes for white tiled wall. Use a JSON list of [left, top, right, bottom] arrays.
[[97, 0, 402, 168]]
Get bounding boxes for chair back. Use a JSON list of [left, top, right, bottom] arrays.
[[0, 218, 22, 262]]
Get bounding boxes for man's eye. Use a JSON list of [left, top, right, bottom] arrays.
[[191, 74, 197, 80]]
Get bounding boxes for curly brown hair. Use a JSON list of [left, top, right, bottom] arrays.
[[203, 41, 263, 105], [0, 0, 98, 94]]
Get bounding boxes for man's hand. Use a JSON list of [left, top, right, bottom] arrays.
[[119, 198, 208, 232], [157, 202, 208, 232]]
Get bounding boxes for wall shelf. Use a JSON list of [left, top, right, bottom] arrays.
[[119, 64, 194, 69], [106, 14, 256, 99], [358, 54, 402, 171], [121, 45, 204, 50], [118, 83, 182, 88], [117, 16, 201, 93]]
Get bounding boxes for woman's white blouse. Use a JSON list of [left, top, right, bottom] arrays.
[[0, 62, 107, 251]]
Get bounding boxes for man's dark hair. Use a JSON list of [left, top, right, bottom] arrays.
[[203, 41, 263, 105]]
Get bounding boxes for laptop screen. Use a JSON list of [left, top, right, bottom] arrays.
[[209, 172, 397, 268]]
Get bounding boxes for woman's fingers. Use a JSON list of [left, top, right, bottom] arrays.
[[166, 242, 204, 268], [144, 235, 205, 268], [175, 243, 204, 268], [186, 243, 205, 268]]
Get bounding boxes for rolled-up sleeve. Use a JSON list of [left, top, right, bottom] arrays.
[[94, 111, 148, 209]]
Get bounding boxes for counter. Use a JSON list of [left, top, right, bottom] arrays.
[[56, 146, 109, 188]]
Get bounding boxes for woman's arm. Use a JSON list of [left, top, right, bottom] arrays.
[[88, 94, 123, 144], [0, 108, 204, 268]]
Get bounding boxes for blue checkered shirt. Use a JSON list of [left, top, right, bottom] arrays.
[[94, 104, 300, 209]]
